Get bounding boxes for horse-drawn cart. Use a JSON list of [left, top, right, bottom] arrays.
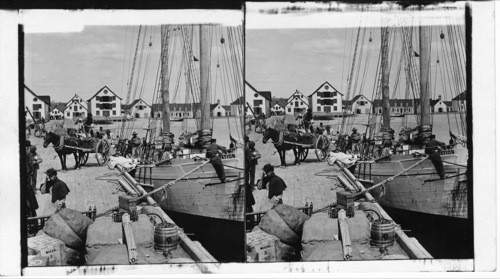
[[44, 131, 110, 170], [66, 138, 110, 166], [262, 127, 332, 166], [285, 132, 331, 162]]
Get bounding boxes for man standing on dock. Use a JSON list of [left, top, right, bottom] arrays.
[[261, 163, 287, 206], [42, 167, 70, 212], [206, 138, 228, 183], [425, 134, 447, 179]]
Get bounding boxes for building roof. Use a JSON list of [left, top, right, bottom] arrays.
[[24, 85, 51, 105], [308, 81, 343, 97], [351, 94, 372, 104], [245, 80, 272, 101], [272, 98, 288, 109], [443, 101, 452, 106], [452, 90, 468, 101], [222, 105, 231, 110], [65, 94, 85, 107], [231, 96, 244, 105], [87, 86, 122, 102], [129, 98, 151, 108], [51, 102, 66, 113]]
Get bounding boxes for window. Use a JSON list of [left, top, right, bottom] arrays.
[[80, 106, 82, 109], [67, 112, 70, 116], [113, 110, 116, 115], [103, 89, 108, 94], [33, 104, 42, 110], [74, 106, 77, 111], [324, 106, 331, 113], [295, 101, 299, 107], [317, 106, 321, 112], [33, 97, 38, 102], [288, 108, 291, 112], [333, 99, 338, 104], [96, 111, 100, 116], [333, 92, 337, 97], [253, 100, 262, 106], [301, 102, 304, 105], [254, 93, 258, 98], [334, 106, 338, 111]]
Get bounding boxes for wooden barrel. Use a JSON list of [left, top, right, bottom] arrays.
[[370, 219, 395, 247], [154, 222, 179, 251]]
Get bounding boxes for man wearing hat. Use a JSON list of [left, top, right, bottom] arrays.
[[129, 131, 142, 158], [349, 127, 362, 154], [260, 163, 287, 206], [425, 134, 447, 179], [41, 168, 70, 212], [206, 138, 228, 183], [303, 108, 314, 133]]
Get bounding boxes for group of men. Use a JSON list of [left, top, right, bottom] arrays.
[[25, 140, 70, 218]]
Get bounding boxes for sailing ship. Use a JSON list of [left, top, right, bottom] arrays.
[[347, 19, 471, 257], [122, 25, 245, 262]]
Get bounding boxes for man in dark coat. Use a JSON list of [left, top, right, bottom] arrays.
[[206, 138, 227, 183], [261, 163, 287, 206], [425, 134, 447, 179], [303, 108, 313, 133], [245, 140, 258, 226], [84, 113, 93, 137], [25, 140, 38, 217], [42, 167, 70, 212]]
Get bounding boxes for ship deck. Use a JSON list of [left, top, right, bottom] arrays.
[[247, 128, 431, 261], [28, 131, 209, 268]]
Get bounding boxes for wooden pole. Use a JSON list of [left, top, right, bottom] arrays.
[[122, 213, 139, 264], [199, 25, 211, 131], [419, 24, 431, 127], [353, 156, 428, 198], [381, 26, 391, 129], [161, 25, 171, 136]]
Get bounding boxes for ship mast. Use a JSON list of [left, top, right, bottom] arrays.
[[419, 24, 431, 128], [381, 26, 391, 129], [160, 25, 171, 135], [199, 25, 211, 132]]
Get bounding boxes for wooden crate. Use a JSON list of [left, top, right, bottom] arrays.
[[27, 234, 65, 266], [246, 230, 279, 262]]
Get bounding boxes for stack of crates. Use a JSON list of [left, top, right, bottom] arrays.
[[27, 233, 66, 266], [246, 229, 279, 262]]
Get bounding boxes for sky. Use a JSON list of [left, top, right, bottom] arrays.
[[245, 12, 466, 102], [24, 24, 243, 105]]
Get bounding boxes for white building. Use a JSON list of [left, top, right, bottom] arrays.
[[285, 90, 309, 115], [87, 86, 122, 118], [64, 94, 88, 119], [245, 81, 271, 117], [308, 81, 343, 114], [350, 94, 372, 114], [152, 103, 195, 119], [271, 98, 287, 115], [230, 97, 244, 116], [431, 95, 450, 113], [129, 98, 152, 118], [211, 102, 231, 117], [50, 103, 66, 120], [24, 85, 50, 121]]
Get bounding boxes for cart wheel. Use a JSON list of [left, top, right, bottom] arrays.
[[80, 152, 89, 166], [315, 134, 330, 162], [95, 139, 110, 166], [299, 148, 309, 162]]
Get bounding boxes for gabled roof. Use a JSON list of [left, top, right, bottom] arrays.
[[66, 94, 85, 107], [351, 94, 372, 104], [64, 100, 88, 111], [443, 101, 452, 106], [87, 86, 122, 102], [308, 81, 343, 97], [51, 102, 66, 113], [129, 98, 151, 108], [272, 98, 288, 109], [222, 105, 231, 110], [245, 81, 272, 101], [452, 90, 468, 101], [286, 89, 307, 103], [24, 85, 51, 105]]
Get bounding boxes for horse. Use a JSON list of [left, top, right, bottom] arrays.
[[262, 127, 302, 167], [43, 131, 82, 171]]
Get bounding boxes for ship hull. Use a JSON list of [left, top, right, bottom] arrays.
[[381, 206, 473, 259], [357, 152, 468, 219], [134, 157, 245, 262]]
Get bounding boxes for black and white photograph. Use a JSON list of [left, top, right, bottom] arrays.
[[20, 10, 245, 275], [245, 1, 474, 265], [0, 1, 497, 277]]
